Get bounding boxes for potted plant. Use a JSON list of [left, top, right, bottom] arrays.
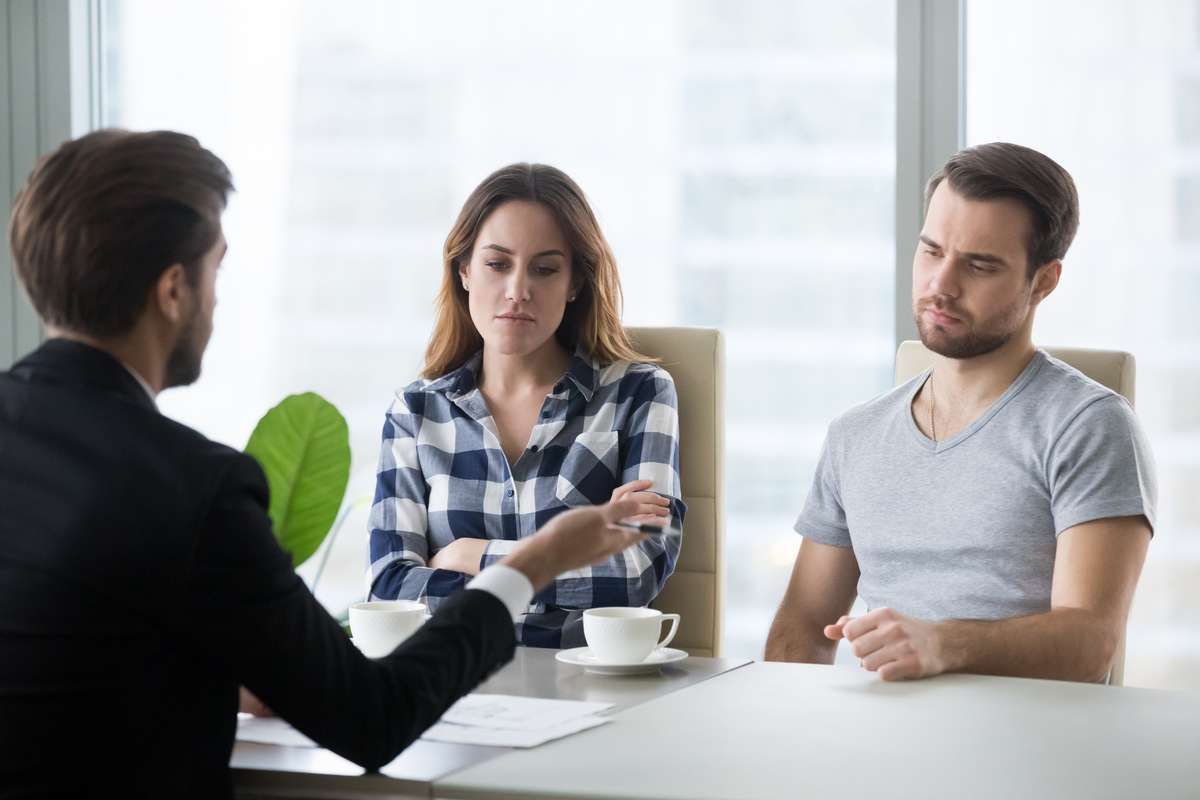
[[244, 392, 353, 594]]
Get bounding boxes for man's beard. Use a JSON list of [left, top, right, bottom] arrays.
[[163, 309, 205, 389], [913, 297, 1026, 360]]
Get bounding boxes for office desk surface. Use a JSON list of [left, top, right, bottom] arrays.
[[433, 661, 1200, 800], [231, 647, 750, 798]]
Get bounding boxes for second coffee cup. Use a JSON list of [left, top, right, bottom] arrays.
[[349, 600, 426, 658], [582, 606, 680, 664]]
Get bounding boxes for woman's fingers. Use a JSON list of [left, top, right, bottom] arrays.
[[611, 479, 654, 501], [625, 491, 670, 512]]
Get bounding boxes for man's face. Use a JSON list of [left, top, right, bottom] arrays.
[[164, 230, 224, 388], [912, 182, 1046, 359]]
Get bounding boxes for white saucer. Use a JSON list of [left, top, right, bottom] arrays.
[[555, 646, 688, 675]]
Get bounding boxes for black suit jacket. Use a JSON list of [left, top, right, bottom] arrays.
[[0, 340, 517, 798]]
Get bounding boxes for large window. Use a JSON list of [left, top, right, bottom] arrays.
[[101, 0, 897, 659], [968, 0, 1200, 690]]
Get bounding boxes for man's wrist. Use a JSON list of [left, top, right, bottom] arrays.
[[499, 538, 554, 591], [467, 564, 534, 620], [932, 620, 962, 674]]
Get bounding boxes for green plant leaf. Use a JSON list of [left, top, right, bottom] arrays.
[[245, 392, 350, 568]]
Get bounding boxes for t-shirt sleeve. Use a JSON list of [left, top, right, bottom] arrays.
[[1048, 394, 1158, 536], [793, 420, 852, 548]]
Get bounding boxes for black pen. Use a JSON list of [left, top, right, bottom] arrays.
[[613, 521, 678, 536]]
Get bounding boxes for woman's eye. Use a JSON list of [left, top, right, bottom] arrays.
[[534, 265, 559, 276], [486, 260, 507, 271]]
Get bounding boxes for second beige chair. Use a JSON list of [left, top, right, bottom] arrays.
[[626, 327, 725, 657], [894, 340, 1137, 685]]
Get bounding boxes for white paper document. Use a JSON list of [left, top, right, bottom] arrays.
[[236, 715, 319, 748], [421, 714, 611, 748], [438, 694, 612, 731], [235, 694, 614, 751], [422, 694, 615, 748]]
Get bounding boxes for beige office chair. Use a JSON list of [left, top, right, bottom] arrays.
[[627, 327, 725, 657], [895, 341, 1136, 685]]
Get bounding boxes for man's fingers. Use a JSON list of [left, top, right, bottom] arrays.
[[600, 529, 646, 558], [824, 615, 851, 640], [861, 641, 912, 672], [878, 658, 918, 682], [849, 624, 898, 659], [842, 608, 890, 641], [605, 497, 641, 523], [239, 687, 273, 717]]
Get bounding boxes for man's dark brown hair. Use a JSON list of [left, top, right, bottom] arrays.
[[9, 129, 233, 338], [925, 142, 1079, 278]]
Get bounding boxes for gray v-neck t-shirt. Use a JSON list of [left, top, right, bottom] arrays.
[[795, 350, 1157, 622]]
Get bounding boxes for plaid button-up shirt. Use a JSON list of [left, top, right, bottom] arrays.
[[367, 350, 686, 647]]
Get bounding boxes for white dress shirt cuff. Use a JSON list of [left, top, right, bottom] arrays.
[[466, 564, 534, 621]]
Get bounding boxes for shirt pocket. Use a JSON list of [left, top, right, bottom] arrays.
[[554, 430, 620, 507]]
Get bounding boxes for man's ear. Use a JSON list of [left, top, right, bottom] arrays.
[[1030, 259, 1062, 307], [153, 263, 191, 324]]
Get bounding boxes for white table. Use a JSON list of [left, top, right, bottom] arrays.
[[232, 647, 751, 799], [433, 661, 1200, 800]]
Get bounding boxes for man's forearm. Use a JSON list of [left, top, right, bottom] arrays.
[[938, 607, 1119, 683], [764, 612, 837, 664]]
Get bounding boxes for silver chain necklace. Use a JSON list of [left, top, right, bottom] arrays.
[[929, 373, 937, 442]]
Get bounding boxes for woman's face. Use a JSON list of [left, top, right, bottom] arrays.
[[460, 199, 575, 359]]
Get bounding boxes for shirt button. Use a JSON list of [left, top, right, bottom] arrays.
[[554, 382, 565, 393], [506, 489, 514, 498], [529, 444, 539, 452]]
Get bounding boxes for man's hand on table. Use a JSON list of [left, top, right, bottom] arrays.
[[239, 686, 273, 717], [825, 607, 949, 681]]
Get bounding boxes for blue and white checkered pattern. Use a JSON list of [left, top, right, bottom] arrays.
[[368, 349, 686, 648]]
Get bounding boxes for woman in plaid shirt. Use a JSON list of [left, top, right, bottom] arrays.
[[367, 164, 686, 648]]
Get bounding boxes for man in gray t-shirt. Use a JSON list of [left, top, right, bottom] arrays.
[[766, 144, 1156, 683]]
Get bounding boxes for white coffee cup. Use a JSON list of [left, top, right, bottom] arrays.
[[349, 600, 426, 658], [582, 607, 681, 664]]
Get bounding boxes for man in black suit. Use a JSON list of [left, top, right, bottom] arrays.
[[0, 129, 648, 798]]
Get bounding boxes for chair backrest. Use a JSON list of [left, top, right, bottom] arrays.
[[627, 327, 725, 657], [895, 340, 1136, 685], [895, 341, 1136, 406]]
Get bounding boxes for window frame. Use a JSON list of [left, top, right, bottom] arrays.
[[1, 0, 101, 368]]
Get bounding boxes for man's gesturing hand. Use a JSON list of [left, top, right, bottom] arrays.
[[500, 498, 646, 591], [824, 607, 948, 681]]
